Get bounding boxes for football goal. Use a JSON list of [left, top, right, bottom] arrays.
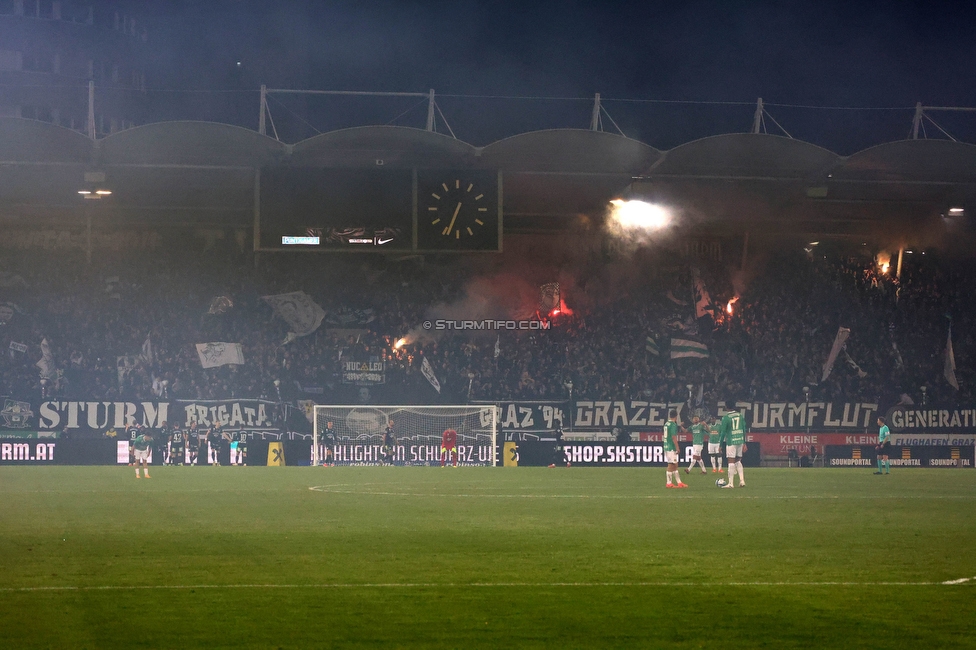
[[312, 405, 497, 466]]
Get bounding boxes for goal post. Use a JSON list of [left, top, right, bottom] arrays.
[[313, 405, 497, 466]]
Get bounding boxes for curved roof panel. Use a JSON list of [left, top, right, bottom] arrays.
[[0, 118, 93, 164], [290, 126, 477, 168], [836, 139, 976, 183], [480, 129, 660, 173], [652, 133, 841, 179], [99, 121, 287, 167]]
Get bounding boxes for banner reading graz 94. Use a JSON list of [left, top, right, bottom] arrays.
[[486, 401, 568, 434]]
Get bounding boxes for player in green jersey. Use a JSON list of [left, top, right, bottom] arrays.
[[719, 400, 747, 488], [685, 415, 708, 475], [875, 417, 891, 475], [664, 409, 688, 488], [707, 417, 723, 473], [132, 430, 153, 479]]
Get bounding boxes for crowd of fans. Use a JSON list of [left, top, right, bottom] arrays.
[[0, 235, 972, 421]]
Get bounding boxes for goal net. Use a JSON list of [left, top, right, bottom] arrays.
[[312, 405, 497, 466]]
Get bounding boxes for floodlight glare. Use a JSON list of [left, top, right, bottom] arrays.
[[609, 199, 670, 230], [948, 207, 964, 214], [95, 189, 112, 195]]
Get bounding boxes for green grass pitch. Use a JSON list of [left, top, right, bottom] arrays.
[[0, 466, 974, 649]]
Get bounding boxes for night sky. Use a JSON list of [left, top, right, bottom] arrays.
[[129, 0, 976, 151]]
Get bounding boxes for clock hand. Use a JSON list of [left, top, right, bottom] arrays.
[[442, 202, 462, 235]]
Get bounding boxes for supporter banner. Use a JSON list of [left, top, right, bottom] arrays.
[[885, 405, 976, 432], [341, 357, 386, 385], [37, 399, 283, 437], [572, 400, 880, 432], [573, 401, 688, 430], [490, 401, 568, 434], [39, 401, 171, 434], [176, 399, 279, 432], [825, 445, 975, 468]]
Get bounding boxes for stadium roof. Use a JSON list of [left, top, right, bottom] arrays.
[[0, 117, 973, 237]]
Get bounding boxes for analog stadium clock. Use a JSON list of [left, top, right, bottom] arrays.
[[417, 171, 500, 251]]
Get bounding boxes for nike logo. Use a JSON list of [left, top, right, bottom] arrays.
[[376, 237, 394, 245]]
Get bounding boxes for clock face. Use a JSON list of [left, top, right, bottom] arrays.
[[417, 171, 500, 251]]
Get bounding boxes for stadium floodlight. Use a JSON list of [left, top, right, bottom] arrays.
[[608, 199, 670, 230], [313, 405, 497, 467], [948, 207, 965, 214]]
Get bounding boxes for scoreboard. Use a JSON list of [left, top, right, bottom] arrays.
[[258, 168, 501, 253]]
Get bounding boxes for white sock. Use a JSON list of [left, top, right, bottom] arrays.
[[711, 456, 717, 470], [666, 471, 673, 485], [737, 461, 744, 484], [718, 458, 724, 471]]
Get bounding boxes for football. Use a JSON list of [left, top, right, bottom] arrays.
[[716, 478, 727, 487]]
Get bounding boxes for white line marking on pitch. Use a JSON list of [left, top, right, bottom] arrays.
[[307, 487, 976, 500], [2, 579, 972, 593]]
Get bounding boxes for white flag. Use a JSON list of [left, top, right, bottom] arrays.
[[195, 342, 245, 369], [494, 335, 501, 359], [692, 268, 712, 319], [821, 327, 850, 382], [263, 292, 325, 340], [945, 326, 959, 390], [117, 355, 138, 384], [420, 357, 441, 393], [36, 338, 56, 378], [140, 335, 153, 366]]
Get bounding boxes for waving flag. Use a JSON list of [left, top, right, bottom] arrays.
[[670, 338, 709, 359], [195, 342, 245, 369], [263, 292, 325, 341]]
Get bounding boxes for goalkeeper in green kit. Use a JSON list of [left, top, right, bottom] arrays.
[[720, 400, 747, 488]]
